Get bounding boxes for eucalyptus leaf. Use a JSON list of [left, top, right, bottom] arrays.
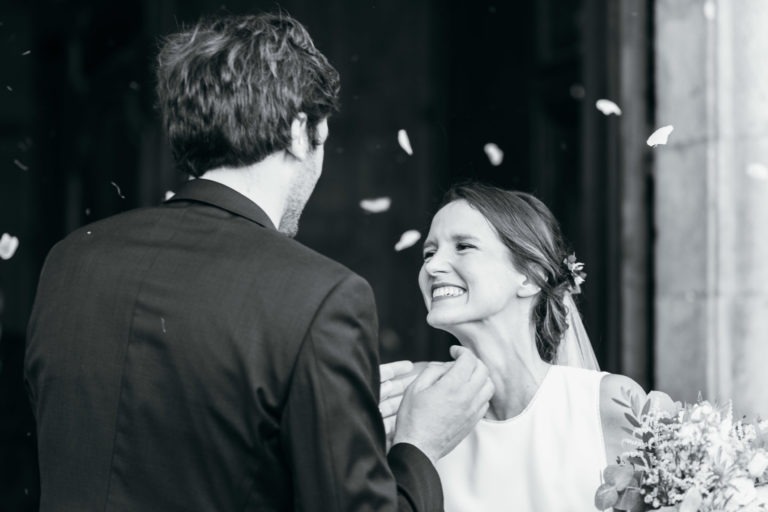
[[624, 413, 641, 428], [605, 465, 635, 491], [614, 487, 644, 511], [641, 398, 651, 417], [594, 482, 618, 510], [612, 397, 630, 408]]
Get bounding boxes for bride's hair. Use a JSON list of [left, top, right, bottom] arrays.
[[439, 182, 575, 363]]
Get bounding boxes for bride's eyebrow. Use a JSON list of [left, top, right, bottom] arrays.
[[451, 234, 480, 243]]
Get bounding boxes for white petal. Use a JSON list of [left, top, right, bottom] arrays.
[[0, 233, 20, 260], [164, 190, 175, 200], [746, 163, 768, 181], [646, 125, 674, 147], [483, 143, 504, 166], [703, 1, 716, 20], [397, 129, 413, 156], [360, 197, 392, 213], [595, 99, 622, 116], [111, 181, 126, 199], [394, 230, 421, 252]]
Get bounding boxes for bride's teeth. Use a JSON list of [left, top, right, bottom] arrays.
[[433, 286, 466, 298]]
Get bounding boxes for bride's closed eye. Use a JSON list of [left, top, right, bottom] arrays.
[[456, 242, 476, 252], [422, 249, 435, 261]]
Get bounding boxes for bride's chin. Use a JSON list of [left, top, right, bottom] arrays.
[[425, 314, 458, 333]]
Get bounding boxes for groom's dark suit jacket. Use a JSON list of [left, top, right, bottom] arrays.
[[25, 179, 442, 511]]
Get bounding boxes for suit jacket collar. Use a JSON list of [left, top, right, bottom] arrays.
[[165, 178, 277, 231]]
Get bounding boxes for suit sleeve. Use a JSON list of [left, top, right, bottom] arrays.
[[281, 273, 443, 512]]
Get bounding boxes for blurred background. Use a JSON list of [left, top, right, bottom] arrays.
[[2, 0, 767, 509]]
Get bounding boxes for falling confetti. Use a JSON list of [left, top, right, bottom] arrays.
[[161, 317, 167, 333], [13, 159, 28, 171], [360, 197, 391, 213], [21, 50, 31, 56], [746, 163, 768, 181], [397, 129, 413, 156], [111, 181, 126, 199], [129, 81, 140, 91], [646, 125, 674, 147], [0, 233, 19, 260], [6, 86, 12, 92], [483, 143, 504, 166], [569, 84, 586, 99], [595, 99, 622, 116], [703, 1, 716, 19], [394, 230, 421, 252], [84, 208, 91, 216], [164, 190, 175, 200]]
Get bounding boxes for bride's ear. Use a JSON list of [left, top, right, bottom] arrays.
[[516, 277, 541, 298]]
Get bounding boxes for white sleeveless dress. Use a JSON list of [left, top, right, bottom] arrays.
[[435, 365, 608, 512]]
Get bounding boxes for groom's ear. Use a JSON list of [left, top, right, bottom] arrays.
[[516, 277, 541, 298], [287, 112, 309, 160]]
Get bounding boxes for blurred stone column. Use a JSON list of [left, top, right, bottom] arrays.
[[655, 0, 768, 416]]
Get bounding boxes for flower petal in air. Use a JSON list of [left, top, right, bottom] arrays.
[[646, 125, 674, 147], [394, 230, 421, 252], [746, 163, 768, 181], [703, 1, 716, 20], [111, 181, 126, 199], [596, 99, 622, 116], [483, 143, 504, 166], [360, 197, 391, 214], [0, 233, 20, 260], [397, 129, 413, 156]]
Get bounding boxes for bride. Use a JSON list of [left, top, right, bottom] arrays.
[[380, 182, 663, 511]]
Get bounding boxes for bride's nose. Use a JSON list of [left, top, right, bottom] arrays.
[[423, 249, 450, 275]]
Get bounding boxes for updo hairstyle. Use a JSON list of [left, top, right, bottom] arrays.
[[440, 182, 578, 362]]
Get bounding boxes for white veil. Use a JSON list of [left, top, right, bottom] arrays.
[[554, 293, 600, 371]]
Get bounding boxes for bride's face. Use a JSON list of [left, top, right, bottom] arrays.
[[418, 200, 530, 330]]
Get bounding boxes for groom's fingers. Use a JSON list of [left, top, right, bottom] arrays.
[[380, 360, 414, 382], [380, 378, 407, 402], [442, 346, 479, 383], [408, 362, 451, 391], [472, 378, 496, 411], [383, 415, 397, 439], [379, 396, 402, 419]]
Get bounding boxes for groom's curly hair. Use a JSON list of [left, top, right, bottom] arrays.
[[156, 12, 340, 177], [440, 182, 577, 363]]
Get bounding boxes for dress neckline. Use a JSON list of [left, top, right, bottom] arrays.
[[479, 364, 555, 426]]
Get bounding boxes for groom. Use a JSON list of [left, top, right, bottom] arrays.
[[24, 12, 493, 512]]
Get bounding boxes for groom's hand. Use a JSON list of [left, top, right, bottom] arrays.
[[392, 346, 494, 465], [379, 360, 424, 450]]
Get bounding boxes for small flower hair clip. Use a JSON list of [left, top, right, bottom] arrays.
[[563, 253, 587, 294]]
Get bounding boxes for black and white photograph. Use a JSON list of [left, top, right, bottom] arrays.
[[1, 0, 767, 510]]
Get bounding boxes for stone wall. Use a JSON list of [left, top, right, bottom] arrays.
[[655, 0, 768, 417]]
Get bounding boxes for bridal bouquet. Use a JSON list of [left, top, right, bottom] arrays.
[[594, 391, 768, 511]]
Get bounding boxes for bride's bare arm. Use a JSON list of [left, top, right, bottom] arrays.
[[599, 374, 647, 465]]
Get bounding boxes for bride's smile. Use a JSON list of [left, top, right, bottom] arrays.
[[418, 199, 535, 333]]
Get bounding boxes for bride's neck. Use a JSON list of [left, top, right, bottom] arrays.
[[454, 321, 551, 420]]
